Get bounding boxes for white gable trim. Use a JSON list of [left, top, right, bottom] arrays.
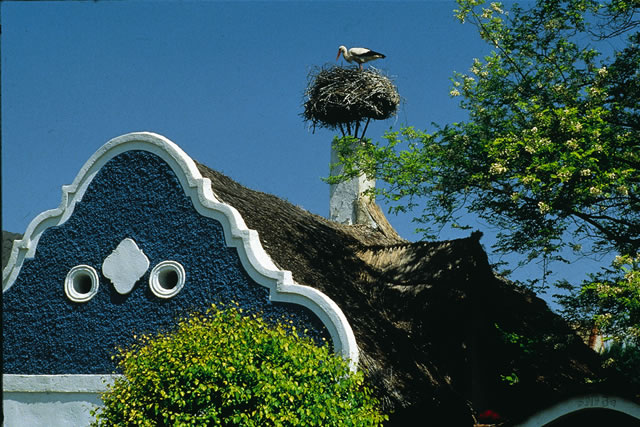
[[517, 394, 640, 426], [2, 132, 358, 369]]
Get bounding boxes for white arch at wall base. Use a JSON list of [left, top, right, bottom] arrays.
[[517, 394, 640, 426]]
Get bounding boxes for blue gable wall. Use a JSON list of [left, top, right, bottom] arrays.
[[3, 150, 328, 374]]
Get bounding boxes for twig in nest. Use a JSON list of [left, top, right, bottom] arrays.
[[302, 65, 400, 139]]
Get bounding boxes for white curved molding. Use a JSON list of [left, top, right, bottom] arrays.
[[149, 260, 186, 299], [2, 132, 358, 370], [64, 265, 100, 303], [517, 394, 640, 426]]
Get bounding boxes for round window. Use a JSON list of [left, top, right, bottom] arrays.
[[65, 265, 99, 302], [149, 261, 185, 298]]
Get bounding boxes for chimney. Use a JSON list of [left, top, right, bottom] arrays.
[[329, 143, 377, 227], [588, 326, 604, 353]]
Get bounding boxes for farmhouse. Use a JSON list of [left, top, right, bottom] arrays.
[[3, 132, 639, 426]]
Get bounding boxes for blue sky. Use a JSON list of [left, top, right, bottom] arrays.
[[2, 1, 482, 231], [2, 1, 603, 308]]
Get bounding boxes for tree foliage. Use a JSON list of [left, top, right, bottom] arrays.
[[92, 304, 386, 426], [332, 0, 639, 341], [557, 253, 640, 344]]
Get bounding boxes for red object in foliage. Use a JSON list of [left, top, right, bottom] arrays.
[[478, 409, 502, 422]]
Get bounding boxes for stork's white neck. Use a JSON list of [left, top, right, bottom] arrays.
[[339, 46, 353, 63]]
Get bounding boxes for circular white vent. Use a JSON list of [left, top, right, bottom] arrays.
[[65, 265, 99, 302], [149, 261, 185, 298]]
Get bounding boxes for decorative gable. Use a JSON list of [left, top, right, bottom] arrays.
[[3, 132, 357, 378]]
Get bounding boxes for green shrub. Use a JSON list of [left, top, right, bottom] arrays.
[[92, 304, 386, 426]]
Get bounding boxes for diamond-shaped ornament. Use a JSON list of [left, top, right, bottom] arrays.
[[102, 238, 150, 294]]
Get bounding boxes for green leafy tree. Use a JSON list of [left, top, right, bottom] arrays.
[[331, 0, 639, 342], [92, 304, 386, 426], [557, 253, 640, 344]]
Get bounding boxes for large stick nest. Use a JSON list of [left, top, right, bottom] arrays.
[[303, 66, 400, 131]]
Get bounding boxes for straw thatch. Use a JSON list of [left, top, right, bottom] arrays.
[[303, 66, 400, 139], [189, 164, 637, 424], [2, 231, 21, 270]]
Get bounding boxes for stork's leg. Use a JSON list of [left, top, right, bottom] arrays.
[[359, 63, 363, 70]]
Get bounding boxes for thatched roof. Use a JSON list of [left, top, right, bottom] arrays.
[[4, 163, 637, 425], [192, 163, 637, 425], [2, 231, 21, 270]]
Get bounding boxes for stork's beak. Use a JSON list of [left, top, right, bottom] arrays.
[[336, 50, 341, 61]]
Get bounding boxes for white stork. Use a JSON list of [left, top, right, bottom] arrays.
[[336, 46, 385, 69]]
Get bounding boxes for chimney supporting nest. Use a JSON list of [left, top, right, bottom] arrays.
[[329, 144, 377, 228]]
